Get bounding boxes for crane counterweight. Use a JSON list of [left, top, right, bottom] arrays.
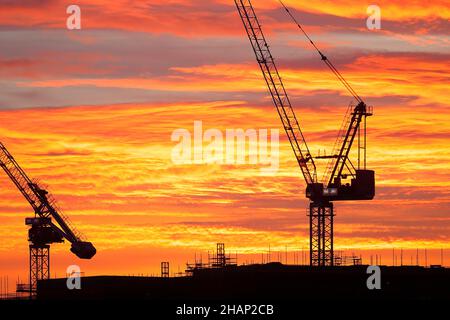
[[71, 241, 97, 259]]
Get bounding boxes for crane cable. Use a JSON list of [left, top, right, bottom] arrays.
[[278, 0, 362, 103]]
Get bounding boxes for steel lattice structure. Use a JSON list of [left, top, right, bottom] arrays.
[[29, 245, 50, 292]]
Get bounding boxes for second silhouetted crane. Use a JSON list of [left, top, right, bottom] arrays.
[[235, 0, 375, 266], [0, 141, 96, 293]]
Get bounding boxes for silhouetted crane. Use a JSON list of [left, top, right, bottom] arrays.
[[235, 0, 375, 266], [0, 142, 96, 293]]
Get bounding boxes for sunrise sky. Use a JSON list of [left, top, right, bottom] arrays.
[[0, 0, 449, 286]]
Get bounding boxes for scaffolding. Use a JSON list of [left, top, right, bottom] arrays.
[[185, 243, 237, 276], [333, 252, 362, 266], [161, 262, 170, 278]]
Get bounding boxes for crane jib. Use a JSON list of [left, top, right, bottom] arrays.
[[235, 0, 374, 203], [235, 0, 317, 185]]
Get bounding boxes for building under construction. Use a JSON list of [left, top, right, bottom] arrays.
[[36, 265, 450, 302], [33, 243, 449, 301]]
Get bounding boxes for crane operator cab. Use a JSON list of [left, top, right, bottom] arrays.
[[306, 169, 375, 202]]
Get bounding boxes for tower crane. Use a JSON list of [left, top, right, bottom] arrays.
[[0, 141, 96, 293], [235, 0, 375, 266]]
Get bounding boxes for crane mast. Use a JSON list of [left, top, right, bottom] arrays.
[[235, 0, 375, 266], [0, 141, 96, 293]]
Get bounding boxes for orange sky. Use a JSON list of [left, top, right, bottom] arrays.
[[0, 0, 449, 288]]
